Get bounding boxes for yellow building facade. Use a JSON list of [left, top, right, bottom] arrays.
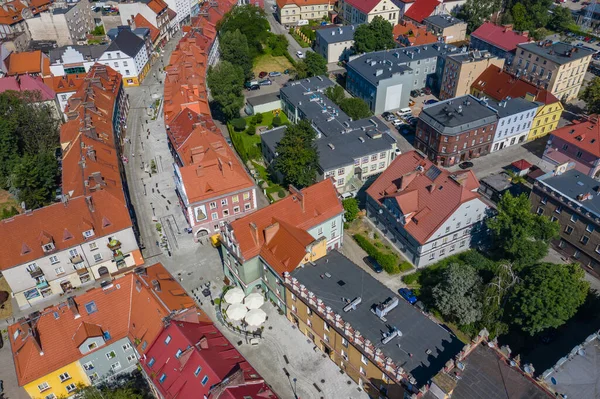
[[24, 361, 89, 399], [123, 61, 151, 87], [527, 98, 564, 142]]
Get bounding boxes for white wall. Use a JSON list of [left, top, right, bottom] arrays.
[[50, 46, 99, 75], [491, 107, 536, 152], [119, 3, 158, 30], [98, 45, 148, 82], [306, 214, 344, 250]]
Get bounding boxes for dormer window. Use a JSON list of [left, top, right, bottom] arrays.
[[83, 230, 95, 239], [42, 243, 55, 252]]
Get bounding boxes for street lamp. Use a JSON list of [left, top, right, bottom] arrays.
[[292, 377, 298, 399]]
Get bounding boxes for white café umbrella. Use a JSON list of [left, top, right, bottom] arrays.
[[244, 292, 265, 310], [245, 308, 267, 327], [226, 303, 248, 321], [223, 287, 245, 304]]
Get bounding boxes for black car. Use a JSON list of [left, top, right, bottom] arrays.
[[364, 256, 383, 273], [410, 89, 420, 97], [458, 161, 474, 169], [248, 84, 260, 91], [382, 111, 392, 119]]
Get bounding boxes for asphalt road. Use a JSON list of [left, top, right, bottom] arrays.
[[263, 0, 314, 60]]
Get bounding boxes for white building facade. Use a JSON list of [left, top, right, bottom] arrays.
[[488, 98, 538, 153]]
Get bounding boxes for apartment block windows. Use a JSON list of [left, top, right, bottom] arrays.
[[361, 354, 368, 365]]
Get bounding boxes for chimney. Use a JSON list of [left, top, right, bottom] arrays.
[[249, 222, 259, 245], [264, 222, 280, 244], [522, 30, 529, 38], [152, 279, 161, 292], [87, 147, 96, 162], [502, 24, 513, 32], [85, 196, 94, 212], [67, 296, 81, 319], [428, 183, 436, 192], [289, 185, 305, 212]]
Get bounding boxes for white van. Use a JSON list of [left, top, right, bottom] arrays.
[[397, 107, 411, 116]]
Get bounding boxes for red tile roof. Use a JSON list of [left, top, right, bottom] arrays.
[[0, 75, 55, 101], [43, 74, 86, 94], [404, 0, 440, 23], [8, 263, 205, 385], [472, 65, 559, 105], [366, 151, 482, 245], [147, 0, 168, 14], [394, 21, 437, 46], [134, 13, 160, 42], [5, 50, 51, 77], [511, 159, 533, 171], [0, 191, 132, 271], [550, 119, 600, 158], [342, 0, 384, 14], [229, 179, 343, 269], [141, 321, 278, 399], [471, 22, 530, 52], [0, 0, 51, 25], [177, 127, 255, 203]]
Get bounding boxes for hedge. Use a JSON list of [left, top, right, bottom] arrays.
[[231, 118, 246, 131], [353, 234, 400, 274]]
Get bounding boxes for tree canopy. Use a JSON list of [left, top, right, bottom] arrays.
[[580, 77, 600, 115], [486, 192, 559, 267], [342, 198, 359, 222], [324, 85, 345, 105], [273, 120, 319, 188], [547, 6, 575, 31], [267, 33, 289, 56], [339, 98, 372, 120], [217, 5, 270, 59], [207, 61, 245, 121], [432, 263, 483, 325], [296, 51, 327, 79], [508, 263, 589, 335], [353, 16, 396, 54], [456, 0, 501, 33], [219, 29, 253, 80]]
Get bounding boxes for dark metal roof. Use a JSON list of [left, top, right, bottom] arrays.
[[419, 95, 498, 135], [246, 92, 280, 107], [518, 41, 594, 65], [106, 28, 145, 58], [316, 24, 357, 45], [423, 14, 465, 29], [50, 44, 109, 63], [291, 250, 463, 387], [539, 168, 600, 218]]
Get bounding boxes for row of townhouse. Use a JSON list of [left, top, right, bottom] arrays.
[[0, 64, 139, 310], [8, 263, 279, 399], [161, 0, 260, 242], [261, 76, 398, 195]]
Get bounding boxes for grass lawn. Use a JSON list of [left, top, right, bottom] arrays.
[[289, 31, 312, 48], [228, 112, 289, 163], [253, 53, 293, 75], [0, 189, 20, 216], [252, 161, 285, 201]]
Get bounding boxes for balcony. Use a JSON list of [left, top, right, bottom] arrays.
[[70, 254, 84, 264], [28, 268, 44, 278], [36, 280, 49, 289], [107, 239, 121, 251]]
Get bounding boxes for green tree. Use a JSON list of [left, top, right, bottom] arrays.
[[353, 16, 395, 53], [296, 51, 327, 78], [324, 84, 345, 105], [479, 262, 519, 338], [432, 263, 483, 325], [508, 263, 589, 335], [486, 192, 559, 266], [10, 152, 59, 209], [548, 6, 574, 31], [220, 29, 253, 79], [207, 61, 245, 120], [91, 25, 105, 36], [340, 98, 372, 120], [342, 198, 360, 222], [217, 5, 270, 59], [457, 0, 501, 33], [273, 120, 319, 188], [267, 33, 289, 56], [511, 3, 532, 31], [1, 205, 19, 220], [580, 77, 600, 114]]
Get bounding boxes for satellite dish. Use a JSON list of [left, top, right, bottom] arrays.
[[551, 377, 557, 385]]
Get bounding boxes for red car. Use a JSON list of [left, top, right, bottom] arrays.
[[258, 71, 268, 78]]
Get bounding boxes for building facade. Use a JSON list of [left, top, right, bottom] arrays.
[[415, 95, 498, 167], [423, 14, 466, 43], [0, 0, 52, 40], [543, 118, 600, 178], [276, 0, 333, 27], [315, 24, 355, 63], [366, 150, 490, 267], [470, 22, 530, 65], [49, 45, 109, 75], [220, 179, 344, 297], [119, 0, 172, 47], [487, 97, 538, 152], [98, 28, 150, 86], [339, 0, 399, 25], [26, 0, 94, 46], [531, 164, 600, 276], [509, 41, 594, 102], [439, 50, 504, 100]]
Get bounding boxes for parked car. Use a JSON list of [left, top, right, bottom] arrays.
[[425, 99, 439, 105], [296, 50, 305, 59], [410, 89, 420, 97], [458, 161, 474, 169], [259, 79, 272, 86], [382, 111, 392, 119], [364, 256, 383, 273], [248, 84, 260, 91], [398, 288, 418, 305], [269, 71, 281, 77], [392, 119, 403, 127], [258, 71, 268, 78]]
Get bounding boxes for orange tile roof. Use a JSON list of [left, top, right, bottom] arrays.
[[472, 65, 559, 105], [43, 74, 86, 94], [551, 119, 600, 158], [0, 190, 132, 271], [147, 0, 168, 14], [229, 179, 343, 263], [0, 0, 51, 25], [178, 126, 255, 203], [258, 219, 316, 275], [8, 263, 205, 386], [5, 50, 51, 77], [366, 151, 482, 245], [394, 22, 437, 46], [133, 13, 160, 42]]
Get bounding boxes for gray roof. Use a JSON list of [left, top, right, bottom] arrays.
[[481, 173, 512, 192], [485, 97, 538, 119], [424, 14, 465, 29], [542, 335, 600, 399], [539, 168, 600, 218], [347, 43, 457, 86], [52, 6, 74, 15], [451, 344, 549, 399], [260, 126, 286, 155], [246, 92, 280, 107], [50, 44, 109, 63], [316, 24, 357, 45], [106, 28, 145, 58], [291, 250, 463, 387], [278, 76, 395, 170], [419, 95, 498, 135], [445, 49, 498, 64], [518, 41, 594, 65]]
